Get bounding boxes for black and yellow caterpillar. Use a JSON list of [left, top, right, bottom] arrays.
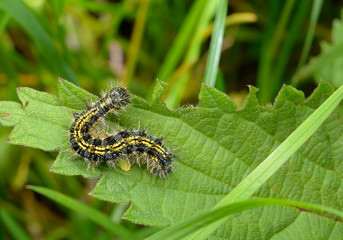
[[69, 86, 174, 177]]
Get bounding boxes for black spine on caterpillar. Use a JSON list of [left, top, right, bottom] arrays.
[[69, 86, 174, 177]]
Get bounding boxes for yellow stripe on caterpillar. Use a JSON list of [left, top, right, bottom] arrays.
[[69, 86, 175, 178]]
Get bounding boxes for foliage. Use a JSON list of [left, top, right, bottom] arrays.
[[1, 79, 343, 239], [0, 0, 342, 239], [313, 11, 343, 87]]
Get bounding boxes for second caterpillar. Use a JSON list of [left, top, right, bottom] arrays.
[[69, 86, 175, 177]]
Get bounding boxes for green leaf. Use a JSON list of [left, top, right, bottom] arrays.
[[0, 101, 23, 127], [0, 86, 72, 151], [293, 11, 343, 86], [1, 79, 343, 239], [187, 83, 343, 239], [57, 78, 98, 110], [313, 12, 343, 87]]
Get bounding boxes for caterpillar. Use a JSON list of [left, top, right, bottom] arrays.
[[69, 86, 174, 177]]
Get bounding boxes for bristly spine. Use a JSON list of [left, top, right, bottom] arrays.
[[69, 86, 175, 177]]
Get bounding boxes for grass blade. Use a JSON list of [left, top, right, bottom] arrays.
[[156, 0, 208, 81], [165, 1, 217, 109], [257, 0, 296, 104], [273, 0, 312, 87], [0, 0, 76, 83], [0, 11, 10, 34], [28, 185, 137, 240], [122, 0, 150, 87], [203, 0, 228, 87], [202, 12, 257, 38], [0, 208, 31, 240], [292, 0, 324, 86], [147, 198, 343, 240]]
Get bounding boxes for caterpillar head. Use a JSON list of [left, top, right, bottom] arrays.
[[107, 86, 131, 109]]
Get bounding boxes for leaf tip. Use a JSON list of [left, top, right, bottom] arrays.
[[151, 79, 168, 104], [58, 77, 67, 85], [272, 84, 305, 109], [156, 78, 168, 88], [240, 85, 260, 110], [247, 85, 259, 94], [16, 87, 23, 92], [304, 81, 335, 107]]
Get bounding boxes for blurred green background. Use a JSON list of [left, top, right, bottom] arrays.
[[0, 0, 341, 239]]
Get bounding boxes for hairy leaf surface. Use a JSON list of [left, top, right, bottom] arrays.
[[1, 79, 343, 239]]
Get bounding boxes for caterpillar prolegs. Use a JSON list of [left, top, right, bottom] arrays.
[[69, 86, 174, 177]]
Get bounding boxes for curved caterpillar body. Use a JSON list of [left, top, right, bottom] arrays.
[[69, 86, 174, 177]]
